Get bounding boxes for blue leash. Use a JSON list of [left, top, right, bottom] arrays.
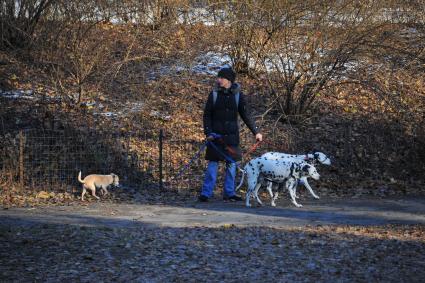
[[173, 142, 209, 180], [204, 133, 238, 164], [205, 141, 245, 187], [173, 133, 241, 180], [206, 141, 236, 164]]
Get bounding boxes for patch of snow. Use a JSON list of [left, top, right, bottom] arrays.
[[192, 52, 232, 75], [97, 112, 119, 117], [80, 101, 96, 107], [93, 101, 144, 119], [0, 89, 35, 100], [127, 102, 144, 113], [150, 110, 171, 121], [146, 51, 232, 80]]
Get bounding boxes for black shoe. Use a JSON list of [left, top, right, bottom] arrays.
[[198, 195, 209, 202], [224, 195, 243, 202]]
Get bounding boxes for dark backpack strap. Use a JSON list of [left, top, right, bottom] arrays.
[[212, 90, 239, 108], [212, 90, 218, 105]]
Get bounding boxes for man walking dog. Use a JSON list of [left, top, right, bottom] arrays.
[[199, 67, 262, 202]]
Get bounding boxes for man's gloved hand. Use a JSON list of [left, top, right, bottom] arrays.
[[206, 133, 221, 141]]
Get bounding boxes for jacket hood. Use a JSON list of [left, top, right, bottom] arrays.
[[214, 82, 241, 95]]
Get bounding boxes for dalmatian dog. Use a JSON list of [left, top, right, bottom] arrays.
[[240, 156, 320, 207], [260, 152, 331, 200]]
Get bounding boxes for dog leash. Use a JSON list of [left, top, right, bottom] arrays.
[[207, 137, 266, 187], [242, 140, 262, 159], [235, 139, 277, 191], [172, 133, 259, 182], [211, 132, 265, 160], [172, 141, 209, 180], [171, 134, 239, 181], [206, 140, 237, 164], [207, 133, 240, 159]]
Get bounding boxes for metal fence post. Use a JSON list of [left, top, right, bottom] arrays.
[[159, 129, 163, 190], [19, 130, 24, 189]]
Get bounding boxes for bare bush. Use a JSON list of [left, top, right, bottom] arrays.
[[30, 0, 204, 103], [0, 0, 55, 49], [33, 1, 119, 103], [209, 1, 424, 122]]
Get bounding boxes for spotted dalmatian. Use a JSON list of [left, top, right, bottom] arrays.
[[240, 156, 320, 207], [260, 152, 331, 201]]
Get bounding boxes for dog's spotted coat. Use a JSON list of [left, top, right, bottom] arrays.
[[243, 156, 320, 207], [260, 152, 331, 202]]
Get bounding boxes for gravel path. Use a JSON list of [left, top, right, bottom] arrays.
[[1, 197, 425, 228], [1, 197, 425, 282]]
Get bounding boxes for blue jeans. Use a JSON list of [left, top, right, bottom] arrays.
[[201, 161, 237, 198]]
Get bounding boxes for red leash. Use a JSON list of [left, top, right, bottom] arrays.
[[242, 139, 277, 159], [213, 136, 272, 159], [243, 141, 262, 158]]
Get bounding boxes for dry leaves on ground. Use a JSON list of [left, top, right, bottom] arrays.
[[1, 222, 424, 282]]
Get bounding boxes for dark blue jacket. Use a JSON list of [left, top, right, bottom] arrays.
[[203, 83, 259, 161]]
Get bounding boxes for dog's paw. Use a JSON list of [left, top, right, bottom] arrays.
[[313, 195, 320, 199], [292, 201, 302, 207], [271, 202, 276, 207]]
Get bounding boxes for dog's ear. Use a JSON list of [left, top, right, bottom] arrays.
[[290, 163, 301, 178], [302, 164, 310, 172]]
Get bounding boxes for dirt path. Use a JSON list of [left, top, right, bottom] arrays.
[[2, 196, 425, 282], [2, 196, 425, 228]]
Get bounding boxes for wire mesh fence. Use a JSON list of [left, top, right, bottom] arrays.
[[0, 126, 290, 195], [0, 128, 157, 192]]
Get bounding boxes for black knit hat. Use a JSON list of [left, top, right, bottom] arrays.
[[217, 67, 236, 83]]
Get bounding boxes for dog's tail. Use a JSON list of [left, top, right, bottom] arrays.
[[236, 167, 246, 191], [78, 171, 85, 183]]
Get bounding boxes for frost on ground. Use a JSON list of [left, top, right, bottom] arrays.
[[1, 222, 424, 282], [0, 89, 36, 100]]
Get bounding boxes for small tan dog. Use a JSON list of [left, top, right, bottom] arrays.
[[78, 171, 120, 201]]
